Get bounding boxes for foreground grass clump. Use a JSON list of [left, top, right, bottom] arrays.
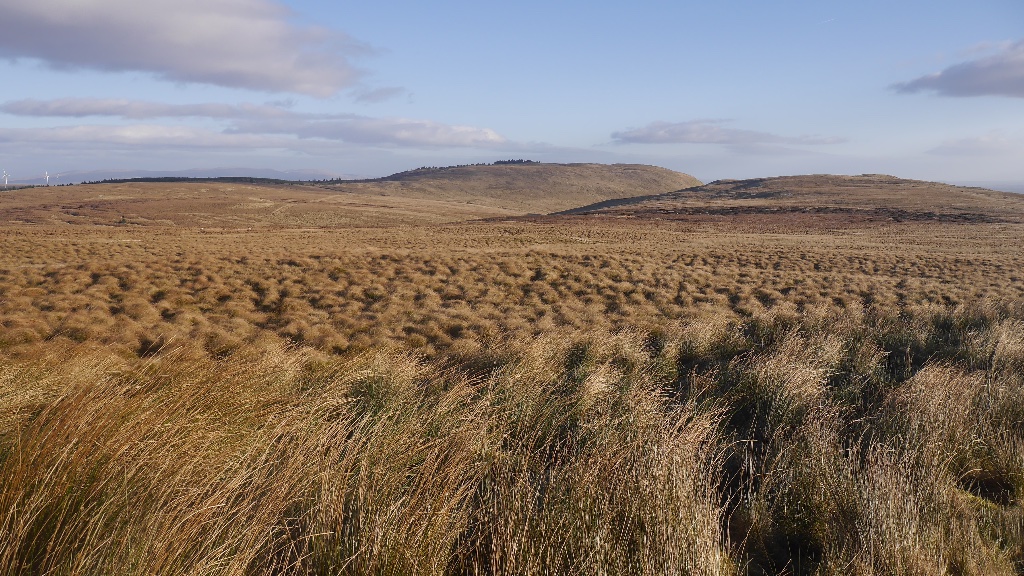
[[2, 302, 1024, 575], [681, 302, 1024, 575], [0, 333, 728, 576]]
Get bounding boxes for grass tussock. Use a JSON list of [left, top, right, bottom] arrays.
[[2, 303, 1024, 574], [0, 334, 728, 575], [2, 222, 1023, 360]]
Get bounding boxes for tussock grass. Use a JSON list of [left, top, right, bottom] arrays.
[[3, 222, 1022, 360], [3, 303, 1024, 573], [0, 333, 729, 575], [3, 208, 1024, 573]]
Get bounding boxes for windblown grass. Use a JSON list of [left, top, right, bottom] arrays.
[[3, 302, 1024, 574], [0, 332, 728, 575]]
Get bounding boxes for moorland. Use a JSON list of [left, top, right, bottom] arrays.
[[2, 162, 1024, 575]]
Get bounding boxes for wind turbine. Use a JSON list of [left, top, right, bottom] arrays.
[[45, 171, 49, 186], [2, 170, 8, 190]]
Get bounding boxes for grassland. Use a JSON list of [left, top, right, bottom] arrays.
[[2, 167, 1024, 574], [565, 174, 1024, 225], [323, 162, 702, 214], [0, 163, 700, 227], [2, 220, 1023, 359]]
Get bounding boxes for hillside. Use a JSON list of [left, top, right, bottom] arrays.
[[559, 174, 1024, 225], [0, 181, 515, 228], [317, 162, 702, 214], [0, 163, 700, 227]]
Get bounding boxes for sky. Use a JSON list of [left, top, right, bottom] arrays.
[[0, 0, 1022, 184]]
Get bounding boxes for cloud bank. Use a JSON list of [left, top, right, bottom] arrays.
[[0, 125, 291, 148], [928, 133, 1023, 156], [1, 98, 508, 149], [0, 99, 301, 120], [0, 0, 364, 96], [227, 118, 506, 147], [611, 120, 843, 146], [893, 40, 1024, 98]]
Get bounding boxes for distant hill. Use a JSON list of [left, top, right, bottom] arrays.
[[0, 163, 701, 227], [315, 163, 702, 214], [558, 174, 1024, 224], [11, 168, 351, 186]]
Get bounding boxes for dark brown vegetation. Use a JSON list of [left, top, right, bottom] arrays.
[[564, 174, 1024, 227], [2, 167, 1024, 574]]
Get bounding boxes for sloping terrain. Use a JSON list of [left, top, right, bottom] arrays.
[[560, 174, 1024, 225], [0, 181, 517, 228], [0, 163, 700, 227], [317, 162, 702, 214]]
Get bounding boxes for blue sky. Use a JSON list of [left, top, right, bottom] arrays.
[[0, 0, 1021, 184]]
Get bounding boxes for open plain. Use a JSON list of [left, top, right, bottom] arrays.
[[3, 164, 1024, 575]]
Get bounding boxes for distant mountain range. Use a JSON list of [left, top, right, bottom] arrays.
[[8, 168, 355, 185]]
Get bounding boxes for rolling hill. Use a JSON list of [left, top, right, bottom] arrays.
[[558, 174, 1024, 225], [0, 163, 701, 227], [316, 162, 702, 214]]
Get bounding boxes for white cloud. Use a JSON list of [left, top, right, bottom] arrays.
[[610, 120, 843, 146], [893, 40, 1024, 98], [0, 0, 364, 96]]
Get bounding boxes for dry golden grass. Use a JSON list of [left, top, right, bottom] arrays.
[[1, 218, 1022, 360], [4, 304, 1024, 574], [0, 333, 730, 575], [2, 172, 1024, 574]]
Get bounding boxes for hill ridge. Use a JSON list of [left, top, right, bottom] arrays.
[[557, 173, 1024, 224], [0, 162, 702, 227], [313, 162, 703, 214]]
